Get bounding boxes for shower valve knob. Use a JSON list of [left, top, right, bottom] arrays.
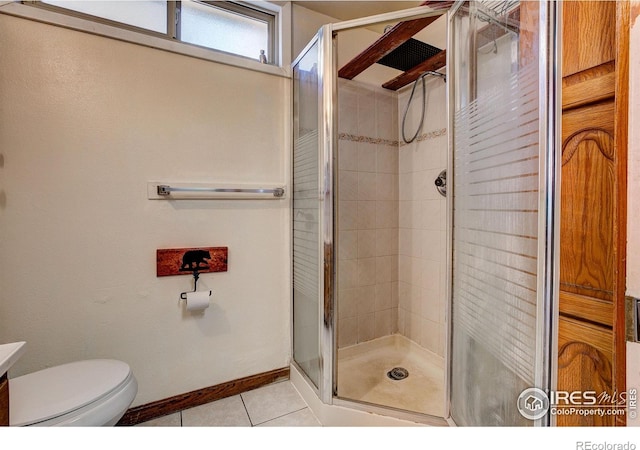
[[435, 170, 447, 197]]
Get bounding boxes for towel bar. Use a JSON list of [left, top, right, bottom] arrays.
[[147, 182, 286, 199]]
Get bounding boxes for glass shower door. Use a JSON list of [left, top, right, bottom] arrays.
[[292, 38, 321, 388], [292, 26, 335, 400], [447, 1, 560, 426]]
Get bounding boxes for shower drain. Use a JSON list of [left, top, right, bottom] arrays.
[[386, 367, 409, 381]]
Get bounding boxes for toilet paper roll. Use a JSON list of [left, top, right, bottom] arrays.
[[185, 291, 210, 312]]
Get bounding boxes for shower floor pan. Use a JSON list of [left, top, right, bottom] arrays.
[[337, 334, 444, 417]]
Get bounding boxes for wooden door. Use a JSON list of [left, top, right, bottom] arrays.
[[558, 0, 628, 426]]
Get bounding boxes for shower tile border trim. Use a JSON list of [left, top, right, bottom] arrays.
[[339, 133, 399, 147], [338, 128, 447, 148], [399, 128, 447, 147], [116, 367, 289, 426]]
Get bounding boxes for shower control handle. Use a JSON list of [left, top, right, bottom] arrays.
[[435, 170, 447, 197]]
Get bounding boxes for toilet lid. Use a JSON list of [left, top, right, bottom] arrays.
[[10, 359, 131, 426]]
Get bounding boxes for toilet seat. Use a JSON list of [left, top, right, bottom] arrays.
[[9, 359, 137, 426]]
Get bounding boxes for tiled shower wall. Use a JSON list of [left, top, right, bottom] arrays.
[[337, 76, 447, 358], [397, 76, 448, 357], [337, 79, 399, 348]]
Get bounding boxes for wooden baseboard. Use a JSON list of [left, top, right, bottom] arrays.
[[117, 367, 290, 426], [0, 374, 9, 426]]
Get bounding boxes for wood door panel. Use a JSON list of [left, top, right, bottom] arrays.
[[562, 1, 615, 78], [557, 339, 614, 426], [558, 317, 614, 426], [558, 0, 624, 427], [562, 62, 615, 111], [562, 101, 614, 144], [558, 316, 613, 362], [559, 291, 614, 327], [560, 122, 615, 301]]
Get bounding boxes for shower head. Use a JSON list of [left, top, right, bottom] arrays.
[[377, 39, 443, 73]]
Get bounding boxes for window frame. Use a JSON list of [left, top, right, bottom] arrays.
[[23, 0, 278, 65], [177, 1, 277, 64]]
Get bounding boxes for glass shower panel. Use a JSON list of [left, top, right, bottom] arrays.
[[292, 41, 321, 388], [449, 1, 557, 426]]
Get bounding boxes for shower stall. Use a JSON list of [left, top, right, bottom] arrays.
[[292, 0, 560, 426]]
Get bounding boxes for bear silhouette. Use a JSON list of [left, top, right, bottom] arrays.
[[180, 250, 211, 271]]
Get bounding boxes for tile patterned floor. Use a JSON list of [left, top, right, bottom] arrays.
[[135, 381, 321, 427]]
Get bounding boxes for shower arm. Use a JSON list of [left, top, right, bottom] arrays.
[[423, 70, 446, 82]]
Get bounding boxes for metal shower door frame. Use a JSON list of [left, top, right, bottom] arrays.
[[445, 0, 561, 426], [290, 23, 337, 405], [293, 5, 459, 412], [291, 2, 560, 426]]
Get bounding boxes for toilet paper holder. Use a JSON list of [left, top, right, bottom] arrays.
[[180, 270, 212, 300]]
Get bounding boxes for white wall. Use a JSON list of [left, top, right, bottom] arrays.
[[292, 3, 334, 58], [0, 14, 290, 407]]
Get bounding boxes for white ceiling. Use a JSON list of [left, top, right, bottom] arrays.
[[291, 1, 424, 21]]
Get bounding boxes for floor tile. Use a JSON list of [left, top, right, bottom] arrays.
[[181, 395, 251, 427], [135, 412, 181, 427], [241, 381, 308, 425], [256, 408, 321, 427]]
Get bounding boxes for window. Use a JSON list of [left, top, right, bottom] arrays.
[[32, 1, 277, 65], [180, 1, 275, 63], [41, 1, 168, 33]]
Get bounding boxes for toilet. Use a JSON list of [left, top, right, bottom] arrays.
[[9, 359, 137, 426]]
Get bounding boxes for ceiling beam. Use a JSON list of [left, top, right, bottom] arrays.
[[337, 1, 452, 80]]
